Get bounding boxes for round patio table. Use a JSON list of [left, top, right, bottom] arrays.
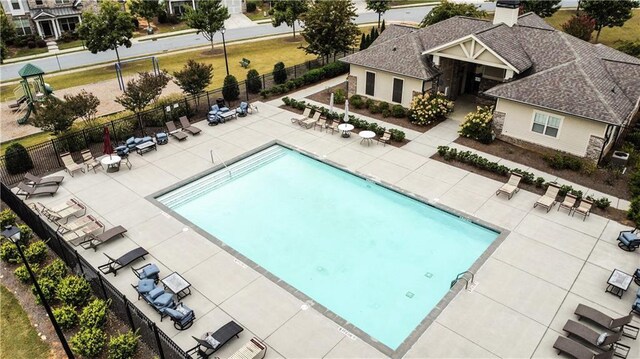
[[101, 155, 121, 173], [359, 130, 376, 146], [338, 123, 354, 138]]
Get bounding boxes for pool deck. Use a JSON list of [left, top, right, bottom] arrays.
[[20, 101, 640, 358]]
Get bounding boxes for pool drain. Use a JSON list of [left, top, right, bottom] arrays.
[[406, 291, 414, 298], [424, 272, 433, 278]]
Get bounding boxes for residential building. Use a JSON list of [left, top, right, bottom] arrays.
[[164, 0, 245, 16], [2, 0, 97, 39]]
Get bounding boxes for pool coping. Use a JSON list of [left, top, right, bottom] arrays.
[[147, 140, 510, 358]]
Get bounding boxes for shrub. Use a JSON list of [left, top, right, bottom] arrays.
[[79, 298, 110, 329], [365, 98, 375, 110], [322, 61, 349, 77], [369, 103, 380, 114], [562, 15, 595, 42], [378, 102, 390, 113], [627, 197, 640, 227], [616, 40, 640, 58], [24, 240, 47, 264], [510, 168, 535, 185], [57, 275, 91, 307], [389, 129, 405, 142], [222, 75, 240, 102], [40, 258, 68, 284], [71, 327, 106, 357], [459, 106, 494, 144], [0, 241, 20, 263], [32, 277, 57, 305], [27, 40, 36, 49], [0, 209, 17, 227], [588, 196, 611, 210], [53, 305, 78, 330], [157, 11, 168, 23], [544, 153, 583, 171], [108, 331, 140, 359], [246, 0, 257, 12], [18, 224, 33, 242], [36, 39, 46, 48], [14, 263, 39, 283], [630, 169, 640, 197], [246, 69, 262, 94], [409, 92, 454, 126], [273, 61, 287, 84], [334, 89, 346, 105], [59, 31, 78, 43], [534, 176, 546, 188], [350, 95, 364, 109], [391, 105, 406, 118], [5, 143, 34, 175]]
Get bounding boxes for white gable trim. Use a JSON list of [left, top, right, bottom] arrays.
[[422, 34, 520, 73], [32, 11, 55, 20]]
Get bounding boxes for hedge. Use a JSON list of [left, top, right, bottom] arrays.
[[261, 62, 349, 98]]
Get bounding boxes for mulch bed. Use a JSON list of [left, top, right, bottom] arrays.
[[305, 83, 442, 133], [455, 137, 631, 200]]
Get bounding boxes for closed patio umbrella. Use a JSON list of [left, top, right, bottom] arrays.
[[103, 126, 112, 159], [329, 93, 334, 113], [343, 100, 349, 122]]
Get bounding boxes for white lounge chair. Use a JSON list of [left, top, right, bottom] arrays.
[[572, 199, 593, 221], [291, 107, 312, 124], [56, 214, 96, 234], [534, 184, 561, 212], [81, 149, 101, 173], [300, 111, 321, 129], [496, 173, 522, 199], [60, 152, 85, 177], [29, 198, 86, 223]]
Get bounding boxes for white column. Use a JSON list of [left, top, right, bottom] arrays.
[[504, 69, 514, 80], [432, 55, 440, 66], [168, 0, 174, 14], [35, 20, 44, 38], [53, 19, 61, 38], [191, 0, 196, 10]]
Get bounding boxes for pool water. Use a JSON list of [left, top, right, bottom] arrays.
[[159, 146, 498, 349]]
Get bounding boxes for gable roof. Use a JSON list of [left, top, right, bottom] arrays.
[[18, 63, 45, 78]]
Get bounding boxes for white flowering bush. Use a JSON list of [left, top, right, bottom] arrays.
[[409, 92, 454, 125], [459, 106, 494, 144]]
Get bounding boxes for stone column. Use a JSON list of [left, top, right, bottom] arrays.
[[585, 135, 605, 162], [347, 75, 357, 97], [492, 111, 505, 135]]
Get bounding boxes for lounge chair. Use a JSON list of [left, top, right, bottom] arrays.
[[16, 182, 59, 199], [186, 321, 244, 358], [133, 279, 176, 319], [291, 107, 311, 124], [534, 184, 561, 212], [300, 111, 321, 129], [64, 219, 105, 245], [314, 117, 327, 131], [98, 247, 148, 276], [79, 225, 127, 251], [378, 131, 391, 146], [24, 172, 64, 186], [228, 337, 267, 359], [563, 319, 624, 349], [180, 116, 202, 135], [553, 336, 615, 359], [575, 304, 639, 339], [29, 198, 85, 222], [496, 173, 522, 199], [572, 199, 593, 221], [617, 230, 640, 252], [165, 121, 189, 141], [327, 120, 340, 134], [559, 193, 578, 214], [162, 303, 195, 330], [131, 263, 160, 282], [56, 214, 95, 234], [81, 149, 101, 173], [60, 152, 85, 177]]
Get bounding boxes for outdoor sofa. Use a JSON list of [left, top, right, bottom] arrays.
[[163, 303, 195, 330], [133, 278, 176, 320], [132, 263, 160, 283]]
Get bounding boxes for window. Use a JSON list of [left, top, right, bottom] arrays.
[[392, 78, 403, 103], [58, 17, 80, 32], [532, 112, 561, 137], [10, 0, 21, 10], [55, 0, 71, 4], [13, 18, 32, 36], [35, 0, 43, 5], [365, 71, 375, 96]]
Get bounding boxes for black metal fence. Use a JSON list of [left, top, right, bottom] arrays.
[[1, 182, 188, 359], [0, 51, 354, 185]]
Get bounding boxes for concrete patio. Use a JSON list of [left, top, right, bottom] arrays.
[[20, 100, 640, 358]]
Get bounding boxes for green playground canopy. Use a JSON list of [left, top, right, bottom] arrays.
[[18, 63, 45, 79]]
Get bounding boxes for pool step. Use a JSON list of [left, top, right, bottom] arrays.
[[160, 146, 288, 208]]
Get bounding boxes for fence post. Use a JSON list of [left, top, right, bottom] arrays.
[[74, 250, 85, 276], [81, 128, 88, 149], [122, 296, 136, 331], [110, 121, 117, 141], [97, 274, 108, 299], [51, 139, 62, 166], [54, 235, 71, 266], [152, 322, 165, 359], [245, 82, 249, 101], [262, 74, 266, 87], [294, 65, 297, 79]]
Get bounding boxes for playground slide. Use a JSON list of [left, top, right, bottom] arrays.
[[17, 105, 31, 125]]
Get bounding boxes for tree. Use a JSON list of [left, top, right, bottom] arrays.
[[420, 0, 486, 27], [173, 60, 214, 105], [77, 0, 135, 64], [32, 97, 75, 135], [366, 0, 391, 28], [183, 0, 230, 51], [273, 61, 287, 84], [64, 90, 100, 127], [581, 0, 640, 42], [115, 71, 171, 123], [270, 0, 308, 39], [129, 0, 163, 34], [302, 0, 359, 62], [5, 143, 33, 175], [0, 12, 16, 64], [520, 0, 561, 18], [381, 19, 386, 32], [359, 33, 366, 50], [222, 74, 240, 102], [246, 69, 262, 94], [561, 15, 596, 42]]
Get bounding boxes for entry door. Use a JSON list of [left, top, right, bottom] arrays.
[[41, 21, 54, 38]]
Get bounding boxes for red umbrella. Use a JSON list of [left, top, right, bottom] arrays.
[[103, 126, 112, 158]]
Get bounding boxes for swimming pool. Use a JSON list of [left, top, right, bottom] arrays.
[[158, 145, 499, 350]]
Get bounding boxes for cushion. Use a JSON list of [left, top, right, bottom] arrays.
[[153, 293, 173, 307], [175, 304, 191, 316], [156, 132, 168, 139], [134, 138, 143, 145], [141, 136, 152, 143], [635, 269, 640, 278], [211, 105, 219, 112], [137, 279, 155, 294], [596, 332, 608, 345], [125, 137, 135, 146], [142, 264, 160, 278], [147, 287, 164, 300], [205, 335, 220, 348], [220, 107, 229, 112], [622, 232, 638, 242], [163, 308, 184, 319]]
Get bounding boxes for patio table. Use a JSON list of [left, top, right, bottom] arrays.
[[605, 269, 632, 298], [338, 123, 354, 138], [359, 130, 376, 146], [162, 272, 192, 300], [100, 155, 121, 173]]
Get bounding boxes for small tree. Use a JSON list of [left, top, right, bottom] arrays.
[[421, 0, 486, 27], [381, 19, 386, 32], [627, 197, 640, 228], [562, 15, 596, 42], [173, 60, 213, 105], [270, 0, 308, 39], [64, 90, 100, 127], [0, 12, 16, 64], [77, 0, 135, 64], [129, 0, 163, 34], [115, 71, 171, 124], [616, 40, 640, 58], [366, 0, 391, 29], [359, 33, 367, 50], [520, 0, 561, 18], [246, 69, 262, 94], [222, 75, 240, 102], [183, 0, 230, 51], [32, 96, 75, 134], [302, 0, 359, 62], [273, 61, 287, 84], [581, 0, 640, 42], [5, 143, 34, 175]]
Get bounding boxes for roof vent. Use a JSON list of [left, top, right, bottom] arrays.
[[494, 0, 520, 27], [392, 46, 396, 51]]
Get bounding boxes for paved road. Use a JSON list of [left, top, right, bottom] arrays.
[[0, 1, 578, 82]]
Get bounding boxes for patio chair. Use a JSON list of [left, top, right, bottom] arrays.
[[131, 262, 160, 282], [79, 225, 127, 251], [60, 152, 85, 177], [314, 117, 327, 131], [563, 319, 624, 349], [236, 102, 249, 117], [80, 149, 101, 173], [162, 303, 195, 330], [378, 131, 391, 146], [634, 268, 640, 286], [572, 199, 593, 221], [558, 193, 578, 214], [327, 120, 340, 134], [133, 279, 176, 320], [186, 321, 244, 359], [16, 182, 59, 199], [300, 111, 321, 129], [24, 172, 64, 186], [617, 229, 640, 252], [64, 219, 105, 245], [98, 246, 148, 276], [56, 214, 95, 234], [553, 336, 615, 359], [29, 198, 85, 223], [180, 116, 202, 135], [165, 121, 189, 141], [496, 173, 522, 199], [291, 107, 312, 124], [575, 304, 639, 339], [534, 184, 561, 212], [228, 337, 267, 359]]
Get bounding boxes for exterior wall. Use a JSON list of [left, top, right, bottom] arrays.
[[168, 0, 243, 14], [4, 0, 97, 39], [349, 64, 423, 108], [496, 98, 608, 158]]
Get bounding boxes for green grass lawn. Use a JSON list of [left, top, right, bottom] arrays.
[[0, 285, 50, 359], [57, 39, 84, 51], [7, 46, 48, 59], [545, 9, 640, 46]]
